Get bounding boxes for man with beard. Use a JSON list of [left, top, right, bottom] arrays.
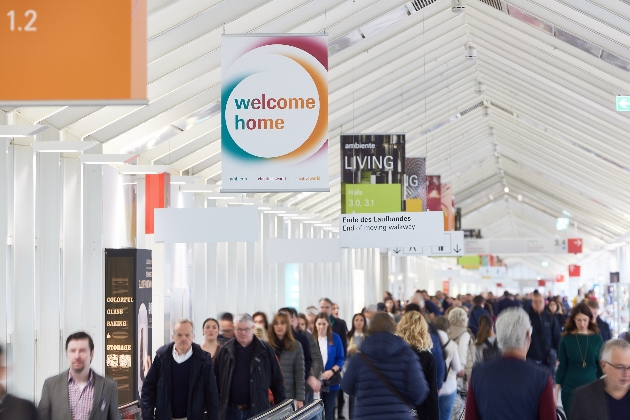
[[38, 332, 118, 420]]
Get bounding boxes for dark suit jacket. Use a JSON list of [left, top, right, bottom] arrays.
[[570, 379, 609, 420], [331, 316, 348, 353], [0, 394, 39, 420], [38, 370, 118, 420]]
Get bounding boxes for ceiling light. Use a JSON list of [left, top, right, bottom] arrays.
[[517, 194, 523, 201], [80, 154, 137, 164], [205, 193, 239, 200], [542, 261, 549, 267], [263, 210, 287, 214], [556, 217, 570, 231], [452, 0, 466, 14], [118, 165, 170, 175], [475, 80, 485, 94], [465, 43, 477, 61], [33, 140, 98, 153], [0, 125, 48, 137], [489, 194, 494, 200], [504, 186, 510, 193]]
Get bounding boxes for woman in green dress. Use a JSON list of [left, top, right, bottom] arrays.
[[554, 302, 604, 414]]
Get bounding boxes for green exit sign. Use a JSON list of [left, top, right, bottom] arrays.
[[617, 95, 630, 112]]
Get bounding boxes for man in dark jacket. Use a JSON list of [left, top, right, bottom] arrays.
[[0, 345, 38, 420], [527, 292, 561, 375], [141, 319, 219, 420], [570, 339, 630, 420], [587, 300, 612, 342], [214, 313, 285, 420], [497, 291, 521, 314], [468, 295, 491, 336]]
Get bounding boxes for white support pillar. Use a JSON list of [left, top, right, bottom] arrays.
[[192, 193, 206, 332], [12, 136, 36, 400], [82, 145, 104, 374], [37, 147, 62, 400], [61, 154, 83, 345], [0, 137, 10, 393]]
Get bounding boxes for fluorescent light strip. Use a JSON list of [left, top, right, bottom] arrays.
[[119, 165, 170, 174], [0, 125, 49, 137]]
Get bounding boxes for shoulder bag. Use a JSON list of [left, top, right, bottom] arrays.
[[359, 353, 418, 418]]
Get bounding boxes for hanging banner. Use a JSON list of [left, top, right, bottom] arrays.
[[221, 34, 329, 193], [404, 157, 426, 212], [426, 175, 441, 211], [340, 134, 405, 214], [0, 0, 147, 106], [569, 264, 581, 277], [441, 183, 455, 231]]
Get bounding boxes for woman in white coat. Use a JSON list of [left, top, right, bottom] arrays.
[[435, 316, 463, 420]]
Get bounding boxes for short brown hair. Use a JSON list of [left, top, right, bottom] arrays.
[[369, 312, 396, 334]]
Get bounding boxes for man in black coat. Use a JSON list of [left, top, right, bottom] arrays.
[[527, 292, 561, 376], [214, 313, 285, 420], [496, 291, 521, 314], [319, 298, 348, 418], [0, 345, 38, 420], [587, 300, 612, 342], [141, 319, 219, 420]]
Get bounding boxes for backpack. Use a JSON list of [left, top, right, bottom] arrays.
[[439, 338, 451, 383], [481, 339, 501, 363]]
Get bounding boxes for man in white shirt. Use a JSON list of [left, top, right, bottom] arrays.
[[141, 319, 219, 420]]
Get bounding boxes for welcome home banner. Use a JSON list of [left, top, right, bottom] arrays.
[[221, 34, 329, 192]]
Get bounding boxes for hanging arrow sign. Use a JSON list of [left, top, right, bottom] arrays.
[[617, 95, 630, 112]]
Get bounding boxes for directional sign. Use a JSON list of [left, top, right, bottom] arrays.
[[617, 95, 630, 112], [395, 231, 464, 257], [569, 264, 581, 277], [567, 238, 582, 254]]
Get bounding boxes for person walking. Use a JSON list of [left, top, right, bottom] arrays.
[[201, 318, 221, 362], [546, 300, 567, 333], [214, 313, 285, 420], [434, 316, 463, 420], [341, 312, 429, 420], [141, 319, 219, 420], [527, 291, 561, 376], [38, 332, 119, 420], [313, 312, 345, 420], [267, 312, 305, 408], [0, 345, 38, 420], [346, 313, 369, 419], [464, 308, 556, 420], [397, 311, 439, 420], [467, 296, 490, 336], [447, 308, 475, 384], [473, 315, 500, 365], [586, 300, 612, 342], [569, 339, 630, 420], [555, 303, 604, 415], [296, 312, 324, 405]]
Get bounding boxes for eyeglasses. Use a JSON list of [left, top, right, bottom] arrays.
[[605, 362, 630, 373], [236, 328, 252, 334]]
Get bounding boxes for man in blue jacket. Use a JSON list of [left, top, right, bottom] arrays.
[[468, 295, 491, 336], [526, 292, 560, 375], [141, 319, 219, 420]]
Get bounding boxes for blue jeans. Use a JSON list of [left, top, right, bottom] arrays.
[[226, 406, 252, 420], [438, 391, 457, 420], [321, 390, 339, 420]]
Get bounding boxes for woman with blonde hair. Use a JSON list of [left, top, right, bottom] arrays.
[[397, 311, 439, 420], [447, 307, 475, 381]]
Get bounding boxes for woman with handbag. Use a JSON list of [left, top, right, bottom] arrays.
[[397, 310, 440, 420], [313, 312, 345, 420], [267, 312, 306, 409], [341, 312, 429, 420]]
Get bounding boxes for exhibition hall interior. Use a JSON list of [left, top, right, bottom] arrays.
[[1, 0, 630, 419]]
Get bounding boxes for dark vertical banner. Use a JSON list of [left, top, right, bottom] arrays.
[[426, 175, 441, 211], [340, 134, 405, 214], [105, 248, 152, 406], [404, 157, 426, 212], [135, 249, 152, 400]]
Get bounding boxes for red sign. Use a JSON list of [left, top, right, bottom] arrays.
[[442, 280, 450, 296], [569, 265, 581, 277], [538, 280, 546, 287], [496, 283, 503, 288], [145, 173, 171, 234], [568, 238, 583, 254], [556, 274, 565, 283]]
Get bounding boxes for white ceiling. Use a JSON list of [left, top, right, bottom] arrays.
[[3, 0, 630, 274]]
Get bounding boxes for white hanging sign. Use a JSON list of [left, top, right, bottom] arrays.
[[221, 34, 329, 193], [339, 211, 444, 249]]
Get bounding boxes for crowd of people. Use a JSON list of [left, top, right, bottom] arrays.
[[6, 289, 628, 420]]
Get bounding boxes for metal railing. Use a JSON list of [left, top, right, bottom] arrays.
[[284, 400, 325, 420], [247, 399, 295, 420], [118, 400, 142, 420]]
